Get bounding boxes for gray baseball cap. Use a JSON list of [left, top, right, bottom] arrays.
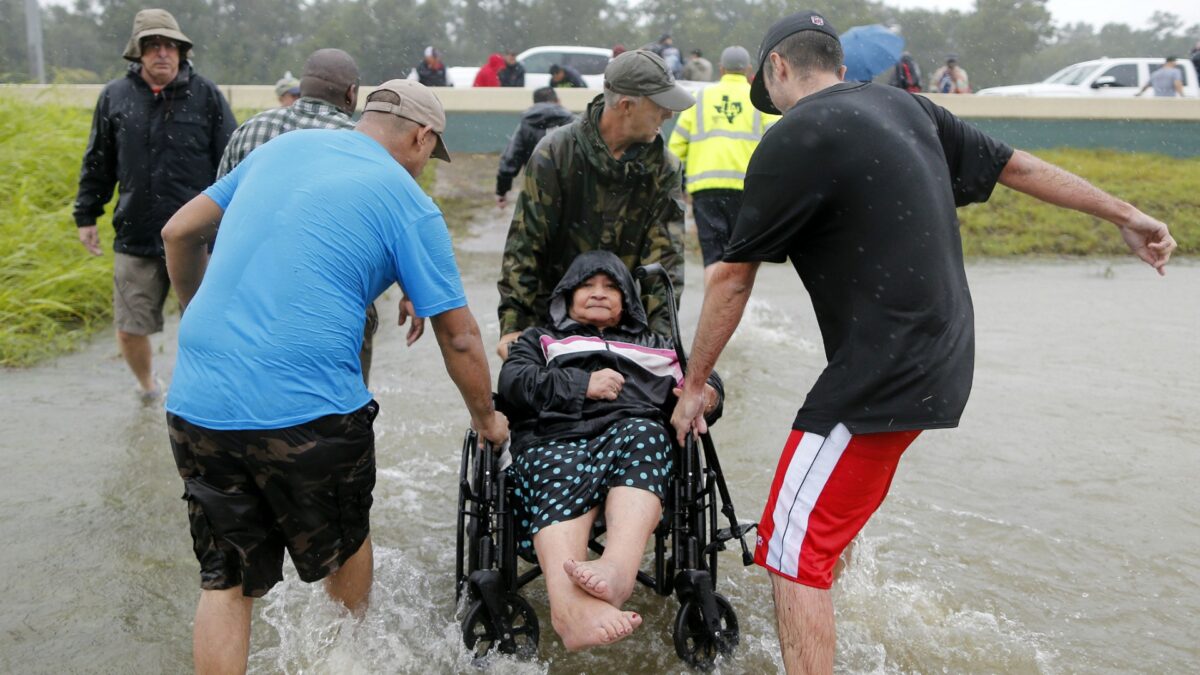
[[720, 46, 751, 72], [364, 79, 451, 162], [604, 50, 695, 112]]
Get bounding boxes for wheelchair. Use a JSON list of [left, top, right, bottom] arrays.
[[455, 426, 756, 669], [454, 264, 757, 670]]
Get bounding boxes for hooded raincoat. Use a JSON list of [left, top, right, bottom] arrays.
[[495, 101, 575, 196], [473, 53, 505, 87], [498, 251, 722, 454]]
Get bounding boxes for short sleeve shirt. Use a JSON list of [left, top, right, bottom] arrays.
[[1149, 67, 1182, 97], [724, 82, 1012, 435], [167, 129, 466, 429]]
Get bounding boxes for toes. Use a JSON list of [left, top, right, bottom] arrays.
[[626, 611, 642, 629], [586, 573, 607, 593]]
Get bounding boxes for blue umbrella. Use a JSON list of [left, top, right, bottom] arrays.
[[841, 24, 905, 82]]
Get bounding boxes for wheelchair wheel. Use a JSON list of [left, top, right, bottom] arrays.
[[462, 594, 540, 660], [672, 593, 739, 670], [455, 431, 476, 600]]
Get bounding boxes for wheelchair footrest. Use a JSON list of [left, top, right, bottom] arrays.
[[704, 521, 758, 557]]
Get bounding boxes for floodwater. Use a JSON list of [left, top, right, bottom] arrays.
[[1, 165, 1196, 673]]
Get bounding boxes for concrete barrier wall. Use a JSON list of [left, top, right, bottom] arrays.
[[5, 84, 1200, 156]]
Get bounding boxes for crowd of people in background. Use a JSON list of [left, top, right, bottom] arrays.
[[406, 36, 1193, 99], [401, 33, 985, 94], [410, 33, 728, 88], [404, 36, 988, 96]]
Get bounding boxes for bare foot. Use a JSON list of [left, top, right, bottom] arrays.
[[551, 594, 642, 651], [564, 558, 634, 605]]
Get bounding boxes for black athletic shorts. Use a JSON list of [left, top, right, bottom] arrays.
[[167, 401, 378, 597], [692, 189, 743, 267]]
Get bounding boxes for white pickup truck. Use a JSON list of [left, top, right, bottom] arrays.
[[977, 57, 1199, 97], [414, 46, 612, 89]]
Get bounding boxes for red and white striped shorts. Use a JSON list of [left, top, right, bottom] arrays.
[[754, 423, 921, 588]]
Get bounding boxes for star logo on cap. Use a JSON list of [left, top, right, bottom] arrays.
[[811, 15, 825, 26]]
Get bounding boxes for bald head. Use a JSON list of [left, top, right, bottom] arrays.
[[300, 48, 359, 112]]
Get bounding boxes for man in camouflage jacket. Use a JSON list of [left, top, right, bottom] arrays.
[[497, 50, 696, 357]]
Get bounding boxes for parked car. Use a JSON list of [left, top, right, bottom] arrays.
[[976, 58, 1199, 97], [412, 46, 611, 89], [515, 46, 610, 89]]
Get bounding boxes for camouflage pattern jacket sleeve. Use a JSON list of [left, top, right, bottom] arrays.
[[638, 161, 686, 337], [498, 143, 562, 336]]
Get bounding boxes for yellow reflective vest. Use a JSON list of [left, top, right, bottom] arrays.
[[668, 74, 778, 193]]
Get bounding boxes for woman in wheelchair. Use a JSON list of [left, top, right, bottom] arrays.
[[497, 251, 723, 650]]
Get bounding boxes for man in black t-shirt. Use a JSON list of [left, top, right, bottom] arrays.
[[670, 11, 1177, 673]]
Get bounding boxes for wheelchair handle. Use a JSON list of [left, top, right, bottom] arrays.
[[634, 263, 686, 369], [634, 262, 666, 280]]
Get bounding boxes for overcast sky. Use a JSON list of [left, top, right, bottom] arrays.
[[889, 0, 1200, 30]]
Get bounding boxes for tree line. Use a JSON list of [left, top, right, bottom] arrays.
[[2, 0, 1198, 90]]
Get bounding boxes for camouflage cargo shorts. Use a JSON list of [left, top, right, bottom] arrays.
[[167, 401, 378, 597]]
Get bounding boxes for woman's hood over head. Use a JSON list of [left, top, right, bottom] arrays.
[[548, 251, 648, 333]]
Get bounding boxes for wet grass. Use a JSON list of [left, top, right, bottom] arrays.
[[0, 99, 113, 366], [1, 95, 1192, 366], [0, 98, 444, 367], [960, 149, 1198, 257]]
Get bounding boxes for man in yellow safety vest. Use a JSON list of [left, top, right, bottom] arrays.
[[669, 45, 778, 286]]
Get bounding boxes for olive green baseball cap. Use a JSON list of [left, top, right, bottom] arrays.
[[123, 9, 192, 62], [604, 50, 695, 112]]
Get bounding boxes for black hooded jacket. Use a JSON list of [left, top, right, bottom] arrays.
[[74, 62, 236, 257], [498, 251, 723, 452], [499, 62, 526, 87], [551, 65, 587, 88], [495, 101, 575, 195]]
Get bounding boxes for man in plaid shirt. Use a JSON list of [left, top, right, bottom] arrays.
[[218, 48, 360, 177]]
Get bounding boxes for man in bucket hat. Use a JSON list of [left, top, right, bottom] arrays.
[[672, 10, 1176, 673], [73, 8, 235, 404], [496, 49, 694, 359], [162, 79, 507, 672]]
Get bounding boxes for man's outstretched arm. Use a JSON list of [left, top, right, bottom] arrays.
[[671, 261, 759, 444], [998, 150, 1177, 275]]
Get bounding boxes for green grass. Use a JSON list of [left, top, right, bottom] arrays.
[[0, 99, 441, 367], [960, 149, 1198, 256], [1, 96, 1193, 366], [0, 99, 113, 366]]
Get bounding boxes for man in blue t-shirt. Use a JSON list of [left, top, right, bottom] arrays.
[[161, 79, 508, 673]]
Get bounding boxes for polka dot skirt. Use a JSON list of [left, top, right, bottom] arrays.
[[510, 417, 672, 554]]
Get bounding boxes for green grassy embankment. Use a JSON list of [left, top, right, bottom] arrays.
[[0, 99, 113, 366], [0, 96, 1192, 366], [0, 98, 439, 366], [959, 149, 1198, 256]]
